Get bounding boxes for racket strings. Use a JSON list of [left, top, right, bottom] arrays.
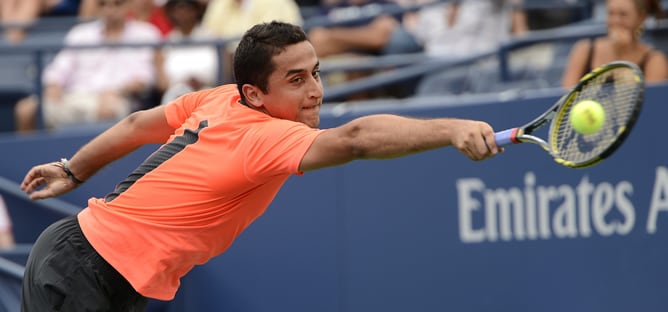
[[552, 67, 641, 164]]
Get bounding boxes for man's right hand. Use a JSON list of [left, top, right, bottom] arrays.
[[20, 162, 78, 200]]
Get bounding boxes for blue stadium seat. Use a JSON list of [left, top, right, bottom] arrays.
[[0, 272, 20, 312], [0, 89, 29, 133], [0, 17, 75, 95], [0, 54, 34, 92]]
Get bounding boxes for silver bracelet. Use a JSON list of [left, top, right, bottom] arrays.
[[60, 158, 85, 184]]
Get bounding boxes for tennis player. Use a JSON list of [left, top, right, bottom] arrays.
[[19, 21, 501, 311]]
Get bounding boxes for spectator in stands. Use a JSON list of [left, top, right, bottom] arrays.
[[0, 0, 86, 44], [13, 0, 163, 132], [411, 0, 527, 58], [306, 0, 425, 100], [562, 0, 668, 87], [0, 195, 14, 250], [83, 0, 174, 37], [196, 0, 303, 97], [201, 0, 302, 41], [128, 0, 173, 36], [415, 0, 528, 96], [157, 0, 221, 104], [307, 0, 423, 58]]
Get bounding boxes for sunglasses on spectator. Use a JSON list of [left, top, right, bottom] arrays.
[[98, 0, 126, 7]]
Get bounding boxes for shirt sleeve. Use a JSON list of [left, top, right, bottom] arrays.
[[164, 92, 200, 129], [244, 120, 323, 182]]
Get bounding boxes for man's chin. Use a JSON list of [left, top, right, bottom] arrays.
[[302, 117, 320, 129]]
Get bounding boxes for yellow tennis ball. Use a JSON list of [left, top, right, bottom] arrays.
[[569, 100, 605, 134]]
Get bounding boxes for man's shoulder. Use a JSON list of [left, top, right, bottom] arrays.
[[178, 84, 240, 110], [202, 84, 239, 98]]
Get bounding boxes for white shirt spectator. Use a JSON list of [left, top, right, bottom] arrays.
[[413, 0, 516, 58], [163, 25, 218, 90], [43, 19, 161, 93]]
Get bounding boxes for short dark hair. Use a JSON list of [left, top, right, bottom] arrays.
[[233, 21, 308, 105]]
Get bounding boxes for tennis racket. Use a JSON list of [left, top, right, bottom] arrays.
[[494, 61, 644, 168]]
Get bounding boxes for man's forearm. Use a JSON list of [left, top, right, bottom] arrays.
[[66, 119, 146, 182], [66, 106, 173, 181], [343, 115, 454, 159]]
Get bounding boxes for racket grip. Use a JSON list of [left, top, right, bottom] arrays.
[[494, 128, 520, 147]]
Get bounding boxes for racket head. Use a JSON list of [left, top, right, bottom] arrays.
[[547, 61, 644, 168]]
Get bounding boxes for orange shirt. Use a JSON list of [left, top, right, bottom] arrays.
[[78, 84, 323, 300]]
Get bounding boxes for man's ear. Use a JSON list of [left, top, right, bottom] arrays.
[[242, 84, 263, 108]]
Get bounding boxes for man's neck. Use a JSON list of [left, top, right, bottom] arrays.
[[104, 20, 126, 39]]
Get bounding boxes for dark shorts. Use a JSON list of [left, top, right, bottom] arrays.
[[21, 215, 148, 312]]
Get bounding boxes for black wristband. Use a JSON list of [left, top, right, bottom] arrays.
[[60, 158, 85, 184]]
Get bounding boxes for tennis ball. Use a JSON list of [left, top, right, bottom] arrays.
[[569, 100, 605, 134]]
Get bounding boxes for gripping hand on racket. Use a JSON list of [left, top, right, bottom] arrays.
[[449, 119, 503, 161], [21, 161, 79, 200]]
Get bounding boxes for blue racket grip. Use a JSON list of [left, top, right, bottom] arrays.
[[494, 128, 519, 147]]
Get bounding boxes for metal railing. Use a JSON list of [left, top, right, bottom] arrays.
[[321, 20, 607, 102]]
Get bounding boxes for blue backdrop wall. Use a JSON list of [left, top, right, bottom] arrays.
[[0, 85, 666, 311]]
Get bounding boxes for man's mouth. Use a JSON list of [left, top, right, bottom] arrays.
[[302, 104, 320, 110]]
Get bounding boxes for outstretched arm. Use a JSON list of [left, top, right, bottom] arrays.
[[299, 114, 501, 172], [21, 105, 175, 200]]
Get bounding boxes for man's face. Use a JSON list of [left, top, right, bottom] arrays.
[[98, 0, 130, 25], [257, 41, 323, 128]]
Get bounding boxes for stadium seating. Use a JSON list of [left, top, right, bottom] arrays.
[[0, 89, 28, 133]]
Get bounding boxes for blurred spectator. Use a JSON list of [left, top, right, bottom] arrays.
[[157, 0, 221, 104], [307, 0, 423, 58], [83, 0, 174, 36], [307, 0, 425, 100], [198, 0, 302, 96], [128, 0, 173, 36], [415, 0, 529, 96], [412, 0, 527, 58], [201, 0, 302, 41], [561, 0, 668, 87], [0, 195, 14, 250], [0, 0, 86, 44], [14, 0, 163, 132]]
